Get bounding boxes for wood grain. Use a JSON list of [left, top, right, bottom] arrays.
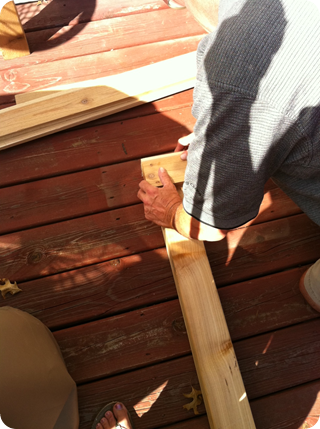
[[206, 213, 320, 286], [1, 246, 316, 337], [1, 210, 318, 286], [76, 352, 320, 429], [162, 227, 256, 429], [50, 280, 320, 396], [0, 52, 197, 149], [0, 1, 30, 60], [0, 8, 204, 73], [17, 0, 169, 32], [141, 151, 186, 186], [54, 299, 189, 384], [0, 105, 195, 187], [0, 35, 201, 105], [0, 165, 300, 235], [0, 204, 164, 283], [77, 355, 202, 429]]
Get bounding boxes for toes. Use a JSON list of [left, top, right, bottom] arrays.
[[97, 417, 110, 429], [113, 403, 132, 429], [105, 410, 117, 428], [96, 422, 105, 429]]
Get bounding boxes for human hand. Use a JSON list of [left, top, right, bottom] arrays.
[[174, 132, 194, 160], [137, 167, 182, 229]]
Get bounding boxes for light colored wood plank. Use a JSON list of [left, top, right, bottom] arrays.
[[141, 154, 256, 428], [0, 0, 29, 59], [0, 52, 196, 150], [141, 151, 186, 186], [162, 227, 256, 429], [15, 47, 197, 105]]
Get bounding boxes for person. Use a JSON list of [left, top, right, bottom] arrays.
[[0, 306, 134, 429], [138, 0, 320, 310]]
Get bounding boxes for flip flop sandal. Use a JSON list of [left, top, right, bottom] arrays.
[[91, 401, 135, 429]]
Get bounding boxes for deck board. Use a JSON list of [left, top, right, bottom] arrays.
[[17, 0, 169, 31], [53, 301, 320, 393], [0, 106, 195, 187], [0, 9, 204, 72], [0, 35, 202, 104], [1, 3, 319, 429]]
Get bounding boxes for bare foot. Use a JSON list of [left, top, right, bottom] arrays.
[[96, 403, 132, 429]]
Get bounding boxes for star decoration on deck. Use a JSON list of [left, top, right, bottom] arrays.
[[0, 279, 22, 299], [183, 387, 203, 415]]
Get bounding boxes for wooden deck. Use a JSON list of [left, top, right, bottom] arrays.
[[1, 1, 320, 428]]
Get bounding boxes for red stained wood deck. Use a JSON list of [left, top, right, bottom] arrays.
[[1, 2, 320, 428]]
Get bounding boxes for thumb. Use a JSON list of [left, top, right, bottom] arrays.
[[180, 150, 188, 161], [158, 167, 173, 187]]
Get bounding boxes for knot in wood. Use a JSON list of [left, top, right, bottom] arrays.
[[148, 173, 155, 179], [172, 316, 186, 334], [81, 98, 89, 104], [27, 251, 43, 264]]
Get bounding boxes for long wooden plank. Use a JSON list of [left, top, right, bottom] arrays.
[[0, 8, 204, 72], [0, 159, 143, 233], [76, 353, 320, 429], [0, 165, 300, 234], [0, 1, 30, 59], [0, 241, 315, 337], [17, 0, 169, 32], [0, 52, 197, 149], [0, 105, 195, 187], [53, 298, 320, 394], [1, 210, 319, 285], [13, 40, 198, 104], [0, 248, 176, 329], [162, 227, 256, 429], [0, 35, 201, 106], [54, 300, 189, 384], [0, 204, 164, 283]]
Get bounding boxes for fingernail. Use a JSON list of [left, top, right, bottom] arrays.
[[115, 403, 123, 410], [159, 167, 165, 173]]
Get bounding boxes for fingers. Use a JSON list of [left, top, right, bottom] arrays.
[[180, 150, 188, 161], [139, 179, 156, 194], [158, 167, 174, 187], [138, 180, 159, 205]]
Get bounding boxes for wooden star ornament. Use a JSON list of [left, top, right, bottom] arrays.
[[0, 279, 22, 299], [183, 387, 203, 415]]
